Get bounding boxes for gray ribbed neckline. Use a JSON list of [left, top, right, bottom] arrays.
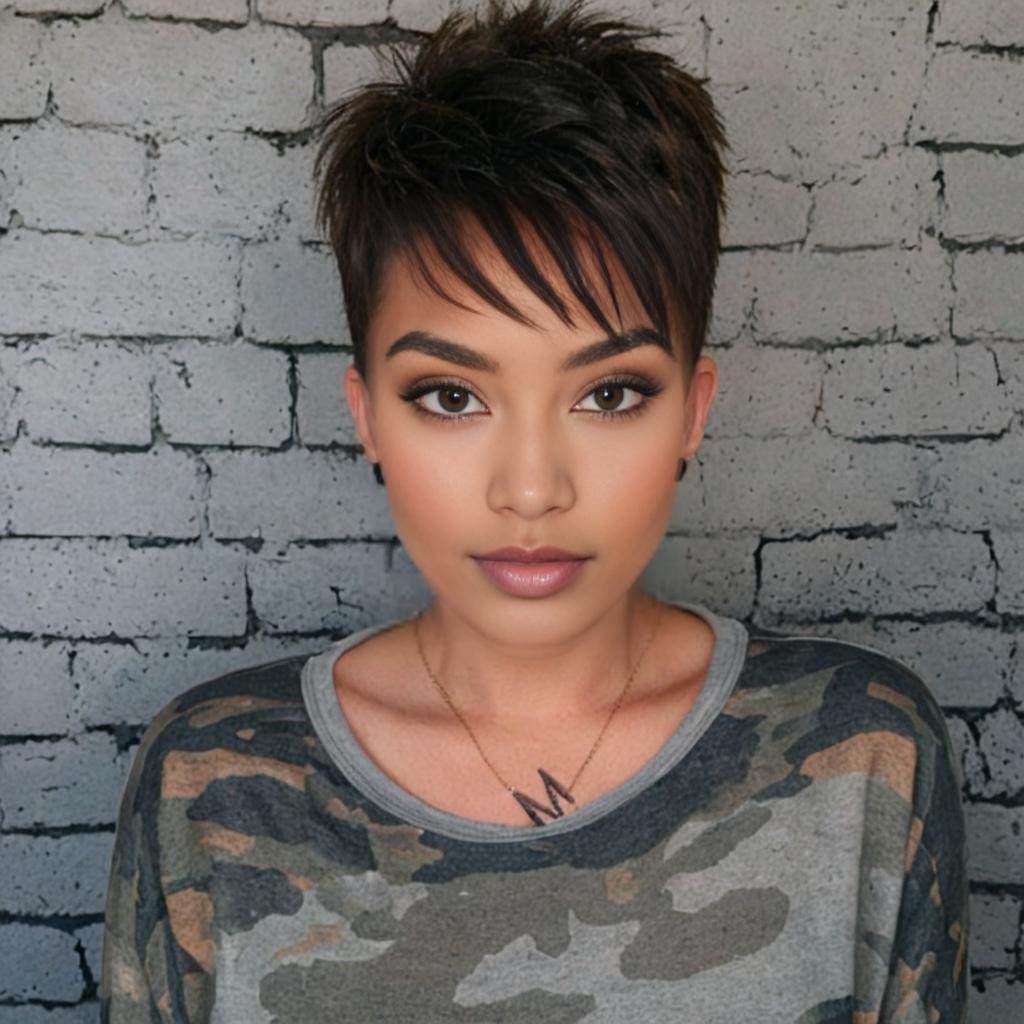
[[300, 600, 749, 843]]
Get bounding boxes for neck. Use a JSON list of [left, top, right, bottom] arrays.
[[412, 589, 665, 724]]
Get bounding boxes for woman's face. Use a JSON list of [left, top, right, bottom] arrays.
[[345, 222, 718, 642]]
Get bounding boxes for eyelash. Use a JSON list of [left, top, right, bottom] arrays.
[[397, 374, 664, 425]]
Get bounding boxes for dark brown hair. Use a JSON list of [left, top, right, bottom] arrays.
[[313, 0, 728, 383]]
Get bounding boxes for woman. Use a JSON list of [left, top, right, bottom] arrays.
[[100, 1, 969, 1020]]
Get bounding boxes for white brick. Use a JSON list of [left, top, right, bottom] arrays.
[[966, 803, 1024, 885], [955, 252, 1024, 340], [248, 541, 430, 633], [153, 133, 317, 240], [0, 833, 114, 916], [0, 231, 239, 336], [296, 350, 357, 445], [0, 539, 247, 637], [808, 149, 936, 249], [0, 924, 82, 1002], [736, 245, 949, 344], [759, 531, 995, 621], [46, 9, 313, 132], [0, 10, 48, 120], [821, 343, 1011, 438], [705, 344, 821, 438], [936, 0, 1024, 47], [671, 435, 934, 536], [207, 449, 392, 539], [639, 533, 759, 620], [2, 339, 152, 447], [944, 152, 1024, 243], [721, 172, 809, 248], [72, 634, 316, 726], [994, 531, 1024, 614], [153, 341, 291, 447], [122, 0, 249, 22], [0, 641, 77, 735], [0, 123, 148, 235], [0, 733, 130, 828], [323, 42, 392, 105], [916, 437, 1024, 530], [1, 445, 203, 538], [241, 240, 348, 345], [913, 50, 1024, 146], [706, 0, 927, 177], [258, 0, 388, 27], [387, 0, 459, 33]]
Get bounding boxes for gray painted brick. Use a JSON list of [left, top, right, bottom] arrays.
[[1, 445, 203, 538], [734, 245, 948, 344], [0, 539, 247, 637], [0, 123, 148, 236], [994, 531, 1024, 614], [966, 803, 1024, 885], [153, 133, 316, 240], [0, 231, 240, 337], [0, 10, 48, 120], [639, 534, 759, 620], [76, 922, 104, 992], [913, 50, 1024, 146], [0, 1005, 97, 1024], [791, 620, 1011, 709], [207, 449, 392, 539], [670, 435, 934, 536], [706, 0, 926, 177], [46, 8, 314, 132], [153, 341, 291, 447], [707, 251, 751, 343], [955, 252, 1024, 340], [388, 0, 458, 32], [970, 706, 1024, 801], [705, 345, 821, 438], [241, 240, 349, 345], [970, 893, 1020, 971], [72, 634, 316, 727], [13, 0, 105, 10], [970, 978, 1024, 1024], [944, 153, 1024, 243], [122, 0, 249, 22], [821, 343, 1011, 439], [0, 732, 130, 828], [916, 437, 1024, 530], [721, 172, 809, 248], [936, 0, 1024, 46], [296, 350, 359, 446], [0, 923, 82, 1002], [323, 42, 390, 106], [0, 832, 114, 916], [259, 0, 389, 27], [758, 531, 995, 621], [808, 149, 936, 249], [0, 641, 77, 735], [248, 541, 430, 633], [1, 340, 153, 447]]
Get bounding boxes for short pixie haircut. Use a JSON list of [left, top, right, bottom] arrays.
[[313, 0, 728, 382]]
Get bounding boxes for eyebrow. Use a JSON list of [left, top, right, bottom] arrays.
[[383, 326, 673, 373]]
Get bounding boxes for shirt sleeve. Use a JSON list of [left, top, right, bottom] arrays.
[[877, 676, 970, 1023], [99, 704, 214, 1022]]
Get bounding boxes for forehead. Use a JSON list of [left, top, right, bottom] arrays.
[[367, 211, 682, 366]]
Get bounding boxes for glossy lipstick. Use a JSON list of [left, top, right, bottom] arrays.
[[472, 546, 591, 598]]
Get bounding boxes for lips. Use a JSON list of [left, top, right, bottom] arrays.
[[473, 545, 588, 563], [471, 547, 591, 597]]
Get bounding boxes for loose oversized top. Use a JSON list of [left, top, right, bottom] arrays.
[[99, 600, 969, 1022]]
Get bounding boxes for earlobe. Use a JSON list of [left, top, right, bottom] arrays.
[[344, 365, 379, 464]]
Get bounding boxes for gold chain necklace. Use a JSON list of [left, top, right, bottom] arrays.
[[411, 597, 666, 826]]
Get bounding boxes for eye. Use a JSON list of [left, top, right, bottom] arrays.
[[576, 376, 661, 420]]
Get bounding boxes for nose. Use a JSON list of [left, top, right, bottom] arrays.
[[486, 413, 576, 520]]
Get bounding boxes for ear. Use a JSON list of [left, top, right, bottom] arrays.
[[344, 364, 380, 464], [680, 355, 719, 460]]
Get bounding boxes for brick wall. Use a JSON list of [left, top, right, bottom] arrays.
[[0, 0, 1021, 1018]]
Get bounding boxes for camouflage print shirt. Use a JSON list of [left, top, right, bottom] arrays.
[[100, 600, 969, 1023]]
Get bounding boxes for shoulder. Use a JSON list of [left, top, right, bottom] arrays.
[[116, 653, 315, 820]]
